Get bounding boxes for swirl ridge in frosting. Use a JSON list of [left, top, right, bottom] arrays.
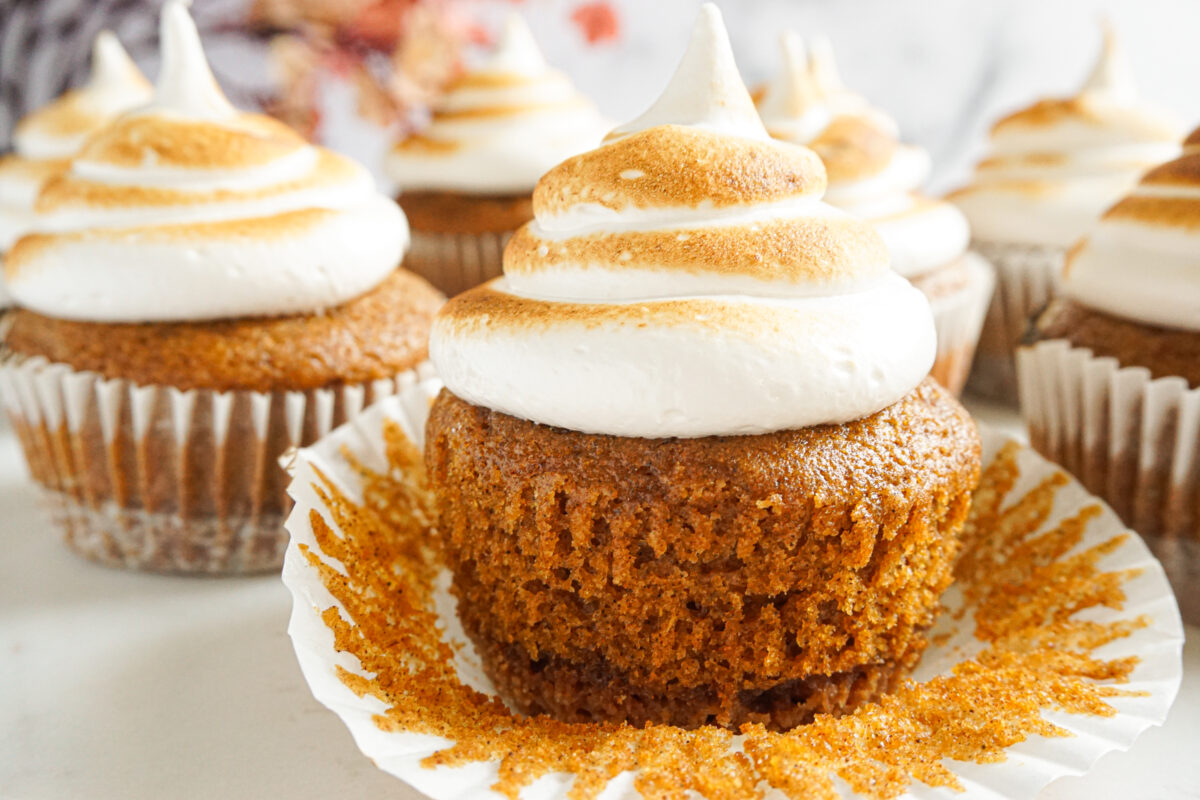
[[431, 4, 936, 438], [5, 0, 409, 323], [950, 24, 1182, 247], [387, 14, 608, 195], [757, 31, 969, 279], [1061, 128, 1200, 332]]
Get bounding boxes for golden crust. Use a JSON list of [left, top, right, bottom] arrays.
[[4, 268, 443, 392], [0, 154, 68, 184], [1140, 152, 1200, 187], [992, 96, 1176, 140], [1184, 127, 1200, 149], [76, 112, 306, 169], [34, 148, 357, 212], [432, 98, 591, 123], [391, 134, 461, 155], [505, 215, 887, 284], [809, 115, 897, 182], [14, 87, 146, 140], [533, 125, 826, 216], [1103, 195, 1200, 229]]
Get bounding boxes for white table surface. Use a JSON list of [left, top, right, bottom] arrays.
[[1, 402, 1196, 800]]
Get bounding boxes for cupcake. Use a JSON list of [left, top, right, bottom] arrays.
[[387, 14, 608, 297], [757, 33, 993, 395], [1019, 128, 1200, 622], [425, 5, 981, 730], [950, 26, 1181, 402], [0, 2, 442, 574], [0, 31, 151, 307]]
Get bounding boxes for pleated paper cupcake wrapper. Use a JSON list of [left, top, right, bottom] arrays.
[[0, 349, 434, 574], [966, 240, 1065, 405], [282, 378, 1184, 800], [927, 252, 995, 396], [1018, 338, 1200, 623], [406, 229, 514, 297]]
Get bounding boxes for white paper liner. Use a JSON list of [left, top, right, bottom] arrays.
[[0, 348, 435, 573], [406, 230, 514, 297], [927, 252, 995, 396], [282, 381, 1185, 800], [1018, 338, 1200, 623], [966, 240, 1065, 405]]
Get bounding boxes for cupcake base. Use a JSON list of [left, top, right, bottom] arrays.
[[917, 252, 995, 396], [967, 241, 1064, 404], [1018, 338, 1200, 623], [405, 230, 513, 298], [426, 380, 981, 730]]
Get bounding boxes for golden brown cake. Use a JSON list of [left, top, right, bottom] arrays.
[[0, 3, 438, 573], [425, 6, 980, 729]]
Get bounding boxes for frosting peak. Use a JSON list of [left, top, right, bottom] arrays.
[[951, 25, 1182, 247], [5, 2, 409, 323], [388, 14, 607, 195], [1062, 125, 1200, 332], [611, 4, 767, 142], [431, 7, 935, 438]]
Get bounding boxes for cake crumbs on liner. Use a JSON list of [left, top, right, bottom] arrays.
[[300, 430, 1148, 800]]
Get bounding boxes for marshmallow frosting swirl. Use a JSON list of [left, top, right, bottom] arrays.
[[5, 2, 408, 323], [1062, 128, 1200, 332], [0, 32, 151, 258], [951, 27, 1181, 247], [431, 5, 936, 438], [387, 14, 608, 195], [758, 33, 969, 279]]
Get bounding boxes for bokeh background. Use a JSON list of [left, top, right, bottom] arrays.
[[3, 0, 1199, 193]]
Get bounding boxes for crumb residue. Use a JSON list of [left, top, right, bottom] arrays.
[[303, 434, 1147, 800]]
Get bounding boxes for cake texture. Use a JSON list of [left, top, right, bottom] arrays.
[[950, 25, 1182, 403], [1018, 125, 1200, 621], [426, 4, 980, 729], [0, 2, 435, 573], [388, 14, 607, 296], [756, 32, 992, 395]]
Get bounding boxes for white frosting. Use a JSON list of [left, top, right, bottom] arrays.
[[1062, 154, 1200, 332], [387, 14, 608, 195], [0, 31, 151, 307], [952, 26, 1182, 247], [431, 4, 936, 438], [5, 1, 409, 323], [759, 32, 969, 278]]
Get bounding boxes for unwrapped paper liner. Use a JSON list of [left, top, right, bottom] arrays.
[[282, 378, 1184, 799], [406, 230, 514, 297], [967, 241, 1064, 404], [0, 349, 434, 573], [928, 252, 995, 396], [1019, 338, 1200, 623]]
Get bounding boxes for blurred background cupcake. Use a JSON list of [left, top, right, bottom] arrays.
[[757, 32, 993, 395], [949, 25, 1182, 403], [0, 2, 441, 573], [1018, 128, 1200, 622], [387, 14, 609, 296], [0, 32, 151, 309]]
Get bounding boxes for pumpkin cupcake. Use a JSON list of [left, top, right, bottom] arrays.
[[1019, 127, 1200, 621], [387, 13, 608, 297], [950, 26, 1181, 402], [0, 31, 151, 307], [757, 33, 993, 395], [425, 6, 981, 731], [0, 2, 442, 573]]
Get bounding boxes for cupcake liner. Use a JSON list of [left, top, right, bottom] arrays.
[[0, 349, 434, 574], [926, 252, 995, 396], [966, 240, 1065, 405], [281, 380, 1184, 800], [1018, 338, 1200, 623], [405, 229, 514, 297]]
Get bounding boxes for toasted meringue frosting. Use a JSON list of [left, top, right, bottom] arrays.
[[758, 33, 968, 279], [387, 14, 608, 196], [1061, 130, 1200, 332], [950, 26, 1182, 247], [0, 31, 152, 305], [6, 1, 408, 323], [431, 4, 935, 438]]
